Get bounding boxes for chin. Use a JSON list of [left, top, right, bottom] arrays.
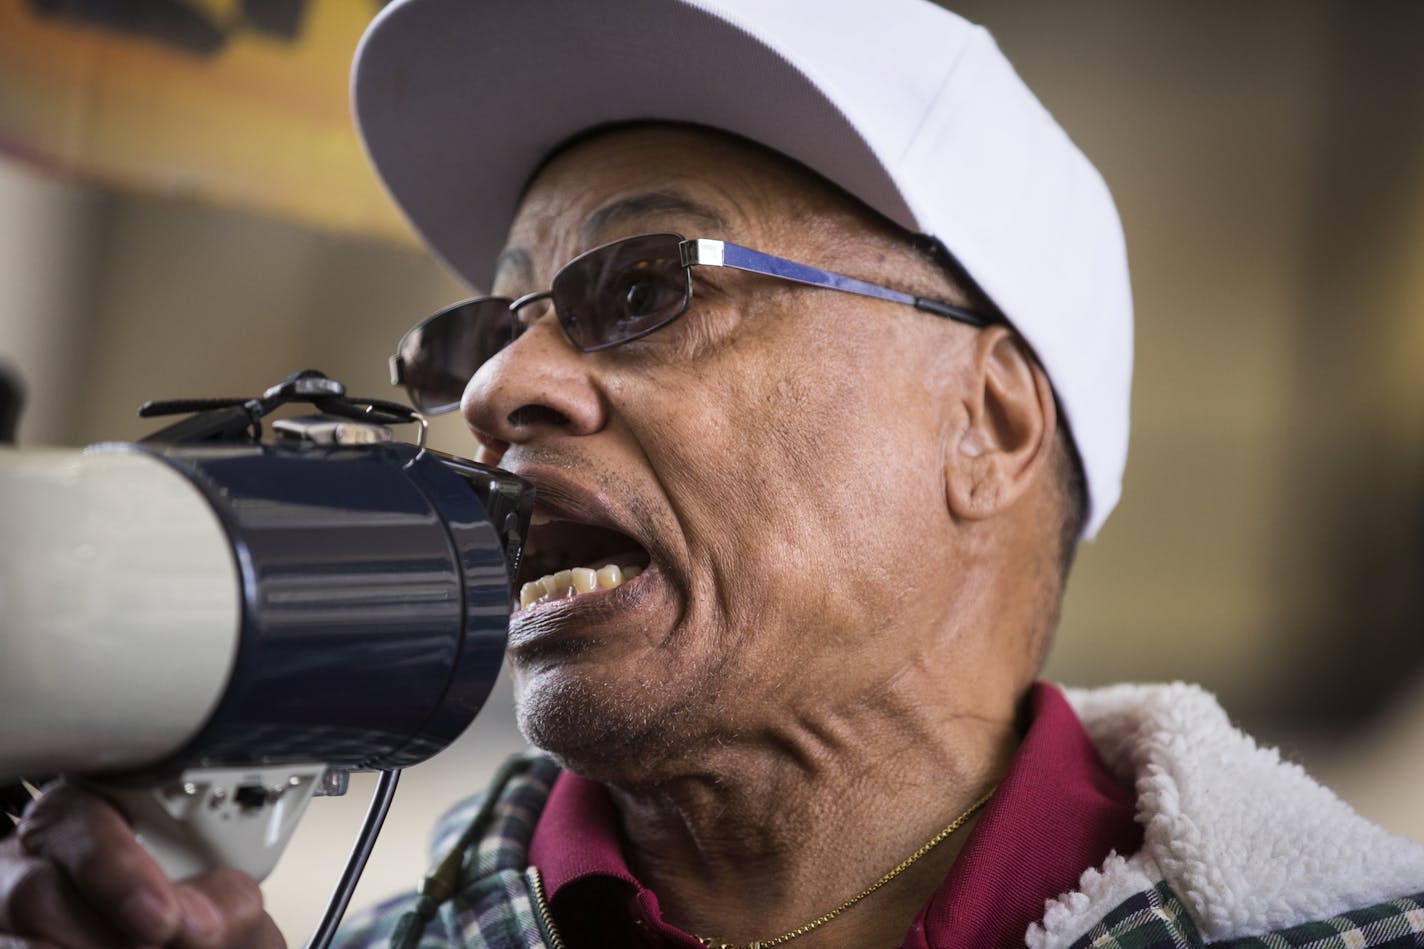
[[512, 660, 714, 782]]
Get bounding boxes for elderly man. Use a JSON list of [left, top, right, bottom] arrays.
[[3, 1, 1424, 947]]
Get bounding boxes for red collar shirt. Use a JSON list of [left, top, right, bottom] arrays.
[[528, 683, 1141, 949]]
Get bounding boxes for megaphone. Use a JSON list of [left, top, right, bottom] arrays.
[[0, 372, 532, 900]]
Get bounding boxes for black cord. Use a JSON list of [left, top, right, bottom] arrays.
[[306, 768, 402, 949]]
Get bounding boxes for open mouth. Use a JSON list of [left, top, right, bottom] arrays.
[[514, 510, 652, 610]]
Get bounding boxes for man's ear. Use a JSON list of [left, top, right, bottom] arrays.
[[946, 326, 1057, 521]]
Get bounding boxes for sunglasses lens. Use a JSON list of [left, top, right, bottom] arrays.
[[393, 297, 517, 412], [553, 234, 690, 350]]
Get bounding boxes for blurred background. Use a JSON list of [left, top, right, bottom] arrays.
[[1, 0, 1421, 941]]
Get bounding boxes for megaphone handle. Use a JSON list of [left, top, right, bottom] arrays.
[[93, 764, 327, 882]]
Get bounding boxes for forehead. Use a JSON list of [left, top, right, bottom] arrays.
[[495, 125, 887, 281]]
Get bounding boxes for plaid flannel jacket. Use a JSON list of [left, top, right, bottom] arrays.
[[337, 751, 562, 949], [333, 751, 1424, 949], [1066, 882, 1424, 949]]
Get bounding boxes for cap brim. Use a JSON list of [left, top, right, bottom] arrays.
[[353, 0, 914, 292]]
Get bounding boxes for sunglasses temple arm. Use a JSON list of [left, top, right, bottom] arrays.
[[696, 241, 987, 328]]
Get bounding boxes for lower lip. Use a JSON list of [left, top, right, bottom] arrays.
[[506, 568, 655, 649]]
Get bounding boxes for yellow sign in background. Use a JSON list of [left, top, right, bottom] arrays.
[[0, 0, 408, 242]]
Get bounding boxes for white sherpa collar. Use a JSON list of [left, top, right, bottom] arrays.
[[1026, 682, 1424, 947]]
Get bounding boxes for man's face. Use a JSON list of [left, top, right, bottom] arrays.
[[462, 126, 980, 777]]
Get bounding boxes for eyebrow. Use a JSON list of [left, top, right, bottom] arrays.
[[492, 247, 534, 289], [491, 191, 728, 290], [580, 190, 728, 245]]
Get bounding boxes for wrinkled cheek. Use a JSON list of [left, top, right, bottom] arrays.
[[656, 440, 879, 660]]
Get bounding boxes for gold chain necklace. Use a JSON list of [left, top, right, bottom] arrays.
[[692, 786, 996, 949]]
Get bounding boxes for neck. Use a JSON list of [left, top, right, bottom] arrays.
[[603, 680, 1021, 948]]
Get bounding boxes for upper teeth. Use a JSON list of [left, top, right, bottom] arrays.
[[518, 563, 643, 609]]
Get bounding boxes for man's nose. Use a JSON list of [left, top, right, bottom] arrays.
[[460, 311, 607, 460]]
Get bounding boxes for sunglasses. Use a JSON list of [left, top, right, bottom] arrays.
[[390, 232, 992, 414]]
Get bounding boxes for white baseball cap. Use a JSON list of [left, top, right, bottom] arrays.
[[352, 0, 1133, 538]]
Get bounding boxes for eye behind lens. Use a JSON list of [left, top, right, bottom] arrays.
[[552, 234, 693, 351], [622, 275, 680, 319]]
